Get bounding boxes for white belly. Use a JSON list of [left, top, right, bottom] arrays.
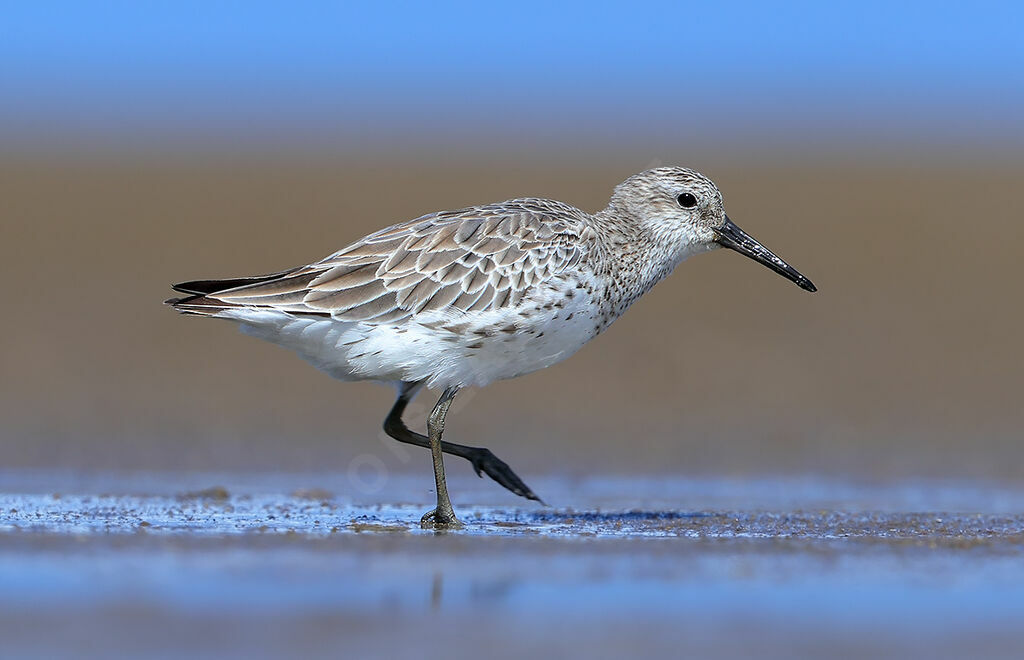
[[220, 283, 603, 389]]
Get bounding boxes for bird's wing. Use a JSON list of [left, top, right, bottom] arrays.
[[180, 199, 593, 322]]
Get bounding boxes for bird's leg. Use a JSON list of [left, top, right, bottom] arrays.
[[421, 387, 462, 529], [384, 382, 542, 503]]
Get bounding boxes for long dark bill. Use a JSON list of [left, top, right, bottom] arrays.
[[713, 216, 817, 292]]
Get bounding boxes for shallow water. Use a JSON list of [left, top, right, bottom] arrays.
[[2, 471, 1024, 659]]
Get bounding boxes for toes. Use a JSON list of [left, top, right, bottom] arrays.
[[420, 508, 464, 529], [467, 448, 544, 503], [485, 462, 541, 502]]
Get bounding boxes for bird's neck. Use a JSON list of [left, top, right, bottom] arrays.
[[590, 205, 689, 317]]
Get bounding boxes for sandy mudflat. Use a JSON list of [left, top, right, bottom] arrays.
[[2, 471, 1024, 659], [3, 154, 1023, 658]]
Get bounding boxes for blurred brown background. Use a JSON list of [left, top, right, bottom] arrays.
[[3, 152, 1021, 481]]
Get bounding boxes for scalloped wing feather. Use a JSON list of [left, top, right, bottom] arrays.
[[200, 200, 592, 323]]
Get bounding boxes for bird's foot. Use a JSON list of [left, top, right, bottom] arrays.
[[420, 507, 464, 530], [467, 448, 545, 504]]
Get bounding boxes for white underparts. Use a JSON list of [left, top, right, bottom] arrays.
[[220, 278, 601, 389]]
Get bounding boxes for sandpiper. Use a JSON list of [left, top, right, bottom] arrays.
[[167, 167, 816, 527]]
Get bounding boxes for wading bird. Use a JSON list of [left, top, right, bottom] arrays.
[[167, 167, 816, 527]]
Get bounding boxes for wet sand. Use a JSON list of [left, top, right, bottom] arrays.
[[3, 471, 1024, 659], [2, 154, 1023, 657]]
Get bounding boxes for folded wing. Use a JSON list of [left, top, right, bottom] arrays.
[[168, 199, 591, 323]]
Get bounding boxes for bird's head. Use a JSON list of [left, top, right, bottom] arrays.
[[609, 167, 817, 292]]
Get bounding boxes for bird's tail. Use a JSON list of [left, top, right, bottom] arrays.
[[165, 267, 303, 316]]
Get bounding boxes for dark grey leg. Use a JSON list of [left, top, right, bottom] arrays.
[[421, 387, 461, 528], [383, 382, 542, 502]]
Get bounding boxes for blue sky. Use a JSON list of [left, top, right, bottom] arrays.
[[3, 1, 1022, 153]]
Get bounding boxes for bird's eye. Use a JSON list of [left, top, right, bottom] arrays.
[[676, 192, 698, 208]]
